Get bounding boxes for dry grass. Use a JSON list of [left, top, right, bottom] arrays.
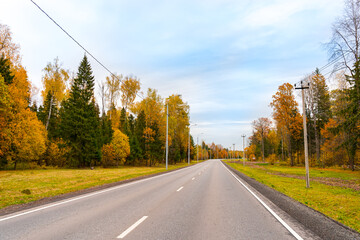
[[0, 162, 197, 209]]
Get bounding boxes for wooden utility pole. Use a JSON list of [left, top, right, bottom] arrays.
[[295, 81, 310, 188]]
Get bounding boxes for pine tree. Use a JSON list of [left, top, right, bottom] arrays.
[[59, 55, 101, 167]]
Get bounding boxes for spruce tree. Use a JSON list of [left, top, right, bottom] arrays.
[[126, 114, 136, 165], [119, 107, 129, 135], [148, 122, 162, 166], [59, 55, 101, 167], [135, 110, 146, 162], [100, 113, 113, 146], [339, 60, 360, 170]]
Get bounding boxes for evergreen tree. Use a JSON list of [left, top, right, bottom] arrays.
[[135, 110, 146, 162], [0, 55, 14, 85], [307, 69, 331, 165], [125, 114, 138, 165], [100, 113, 113, 146], [119, 107, 129, 135], [190, 135, 196, 160], [338, 60, 360, 170], [29, 102, 38, 114], [59, 55, 101, 167], [128, 114, 135, 134], [148, 122, 162, 166]]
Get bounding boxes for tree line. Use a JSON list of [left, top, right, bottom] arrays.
[[246, 0, 360, 170], [0, 23, 196, 169]]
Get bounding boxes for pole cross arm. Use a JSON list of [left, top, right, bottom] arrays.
[[294, 81, 310, 89]]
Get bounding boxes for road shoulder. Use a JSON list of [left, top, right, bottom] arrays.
[[223, 161, 360, 240]]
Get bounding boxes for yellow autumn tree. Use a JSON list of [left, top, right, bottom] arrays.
[[130, 88, 166, 163], [166, 94, 190, 163], [41, 57, 69, 106], [101, 144, 116, 167], [7, 66, 47, 169], [9, 109, 47, 169], [270, 83, 303, 166], [321, 118, 347, 166], [0, 75, 12, 161], [111, 129, 130, 166], [0, 23, 21, 66], [121, 75, 140, 112]]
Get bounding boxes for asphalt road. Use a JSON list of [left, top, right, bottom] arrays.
[[0, 160, 320, 240]]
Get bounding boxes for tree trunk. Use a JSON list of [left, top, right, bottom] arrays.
[[281, 137, 284, 162], [261, 135, 265, 162], [314, 119, 320, 166], [349, 142, 356, 171], [288, 136, 294, 166], [45, 94, 53, 131], [297, 151, 300, 165]]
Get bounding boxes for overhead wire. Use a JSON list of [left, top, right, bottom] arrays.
[[296, 51, 352, 87], [29, 0, 144, 100]]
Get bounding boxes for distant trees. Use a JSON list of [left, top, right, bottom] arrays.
[[252, 117, 271, 162]]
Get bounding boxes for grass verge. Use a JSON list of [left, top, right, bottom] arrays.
[[0, 161, 199, 209], [224, 161, 360, 232]]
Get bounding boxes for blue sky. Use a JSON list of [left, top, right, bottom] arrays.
[[1, 0, 343, 150]]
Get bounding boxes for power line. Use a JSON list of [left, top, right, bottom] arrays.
[[29, 0, 144, 100], [296, 51, 351, 87], [318, 51, 351, 73]]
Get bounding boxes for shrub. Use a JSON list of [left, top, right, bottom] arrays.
[[101, 144, 116, 167]]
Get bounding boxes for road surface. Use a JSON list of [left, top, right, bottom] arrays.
[[1, 160, 315, 240]]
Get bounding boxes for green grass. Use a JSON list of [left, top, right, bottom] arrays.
[[224, 161, 360, 232], [0, 162, 199, 209], [254, 164, 360, 180]]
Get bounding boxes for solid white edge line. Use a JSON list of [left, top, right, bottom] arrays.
[[177, 186, 184, 192], [221, 163, 304, 240], [0, 162, 206, 223], [117, 216, 148, 239]]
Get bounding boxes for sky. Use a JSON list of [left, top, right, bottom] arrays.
[[0, 0, 344, 150]]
